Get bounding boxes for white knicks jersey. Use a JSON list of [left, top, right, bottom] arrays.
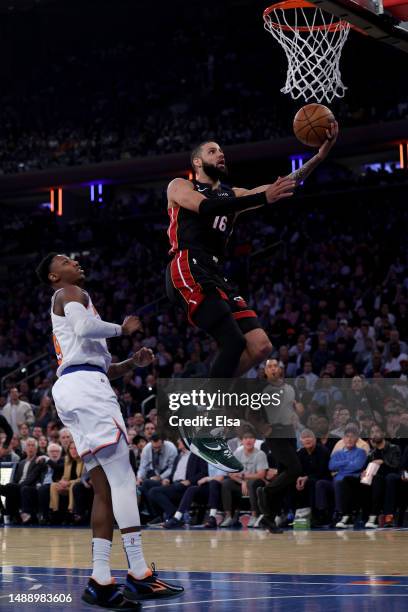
[[51, 289, 112, 377]]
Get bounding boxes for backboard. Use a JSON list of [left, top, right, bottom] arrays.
[[307, 0, 408, 50]]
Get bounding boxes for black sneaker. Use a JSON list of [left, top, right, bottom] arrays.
[[203, 516, 217, 529], [82, 578, 141, 610], [124, 563, 184, 601], [190, 437, 243, 473], [163, 517, 184, 529], [260, 515, 284, 534]]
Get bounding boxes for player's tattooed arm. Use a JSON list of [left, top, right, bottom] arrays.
[[287, 120, 339, 186], [107, 348, 154, 380], [286, 153, 322, 186]]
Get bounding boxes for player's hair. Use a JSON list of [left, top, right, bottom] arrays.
[[36, 252, 59, 285], [190, 141, 212, 172]]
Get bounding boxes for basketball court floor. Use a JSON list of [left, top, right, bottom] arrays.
[[1, 526, 408, 611]]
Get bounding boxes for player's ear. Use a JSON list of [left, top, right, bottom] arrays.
[[48, 271, 58, 283], [193, 156, 202, 170]]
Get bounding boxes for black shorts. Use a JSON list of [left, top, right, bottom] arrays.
[[166, 249, 261, 335]]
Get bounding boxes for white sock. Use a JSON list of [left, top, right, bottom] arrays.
[[122, 531, 149, 579], [209, 509, 217, 518], [92, 538, 112, 584], [174, 511, 182, 520]]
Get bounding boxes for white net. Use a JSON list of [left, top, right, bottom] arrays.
[[263, 3, 351, 103]]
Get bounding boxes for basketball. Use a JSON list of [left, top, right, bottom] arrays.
[[293, 103, 336, 147]]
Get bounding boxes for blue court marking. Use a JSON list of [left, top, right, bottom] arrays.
[[1, 568, 408, 611]]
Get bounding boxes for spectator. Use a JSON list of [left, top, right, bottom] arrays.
[[130, 435, 147, 471], [32, 425, 44, 440], [58, 428, 73, 455], [312, 375, 343, 412], [313, 413, 340, 454], [9, 434, 24, 459], [299, 360, 318, 391], [220, 432, 268, 528], [329, 406, 351, 438], [165, 464, 225, 530], [37, 435, 49, 456], [2, 387, 35, 434], [0, 431, 19, 461], [35, 443, 64, 525], [136, 433, 177, 519], [150, 440, 208, 526], [49, 441, 85, 520], [132, 413, 145, 435], [143, 422, 156, 442], [18, 423, 30, 449], [362, 425, 401, 528], [35, 396, 55, 430], [0, 438, 42, 523], [315, 425, 366, 525], [384, 343, 408, 375], [295, 429, 331, 516]]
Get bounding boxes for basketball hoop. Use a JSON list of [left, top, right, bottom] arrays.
[[263, 0, 353, 103]]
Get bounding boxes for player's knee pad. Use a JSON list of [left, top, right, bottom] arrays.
[[99, 437, 135, 490]]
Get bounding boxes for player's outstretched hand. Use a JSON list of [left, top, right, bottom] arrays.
[[131, 347, 155, 367], [122, 315, 142, 335], [265, 176, 296, 204], [318, 120, 338, 159]]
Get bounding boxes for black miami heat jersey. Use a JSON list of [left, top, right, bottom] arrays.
[[167, 180, 236, 257]]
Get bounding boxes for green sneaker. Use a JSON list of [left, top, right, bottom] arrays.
[[190, 437, 243, 473]]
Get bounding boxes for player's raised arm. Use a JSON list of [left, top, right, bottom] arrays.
[[286, 120, 338, 186]]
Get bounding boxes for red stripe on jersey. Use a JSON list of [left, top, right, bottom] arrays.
[[233, 310, 257, 320], [167, 206, 180, 255]]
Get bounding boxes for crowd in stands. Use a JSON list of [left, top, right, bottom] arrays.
[[1, 171, 408, 529], [0, 1, 407, 175]]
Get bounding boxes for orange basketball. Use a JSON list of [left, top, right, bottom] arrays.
[[293, 103, 335, 147]]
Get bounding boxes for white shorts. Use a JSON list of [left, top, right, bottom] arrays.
[[52, 369, 128, 468]]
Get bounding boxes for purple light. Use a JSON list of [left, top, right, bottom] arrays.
[[90, 185, 95, 202]]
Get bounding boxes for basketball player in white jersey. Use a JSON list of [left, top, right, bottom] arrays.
[[36, 253, 183, 610]]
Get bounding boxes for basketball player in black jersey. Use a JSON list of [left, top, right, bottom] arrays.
[[166, 127, 338, 471]]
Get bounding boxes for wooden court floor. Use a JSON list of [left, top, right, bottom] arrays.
[[2, 526, 408, 575]]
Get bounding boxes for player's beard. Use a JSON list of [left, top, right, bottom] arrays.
[[202, 162, 228, 182]]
